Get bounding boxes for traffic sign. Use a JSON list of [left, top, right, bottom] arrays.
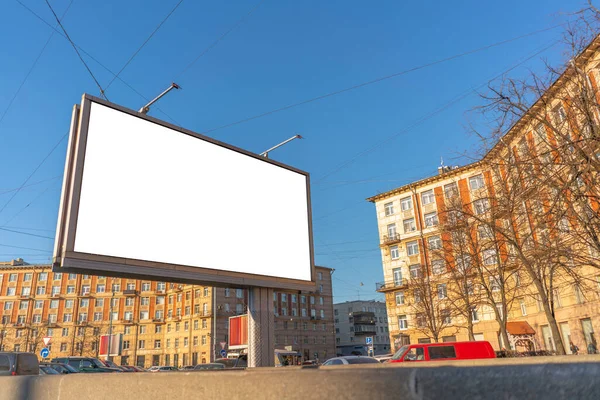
[[220, 349, 227, 358], [43, 337, 52, 346], [366, 337, 373, 345], [220, 341, 227, 350], [40, 348, 50, 358]]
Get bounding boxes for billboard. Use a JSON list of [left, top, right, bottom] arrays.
[[228, 315, 248, 350], [53, 94, 314, 290], [99, 334, 122, 357]]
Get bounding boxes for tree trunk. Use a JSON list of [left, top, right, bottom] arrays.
[[467, 319, 475, 341], [498, 321, 511, 350], [529, 273, 567, 355]]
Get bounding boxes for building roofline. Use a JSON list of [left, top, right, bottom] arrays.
[[367, 34, 600, 204]]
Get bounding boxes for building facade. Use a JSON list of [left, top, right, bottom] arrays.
[[368, 35, 600, 354], [0, 259, 334, 367], [334, 300, 390, 356]]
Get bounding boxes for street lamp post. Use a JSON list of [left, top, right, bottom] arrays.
[[107, 282, 115, 362]]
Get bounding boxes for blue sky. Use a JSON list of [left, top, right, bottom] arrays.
[[0, 0, 586, 302]]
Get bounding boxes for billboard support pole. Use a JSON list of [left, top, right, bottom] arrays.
[[248, 287, 274, 367]]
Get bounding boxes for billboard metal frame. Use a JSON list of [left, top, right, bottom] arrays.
[[53, 94, 315, 291]]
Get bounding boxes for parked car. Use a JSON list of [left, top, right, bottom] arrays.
[[179, 365, 195, 371], [193, 363, 226, 370], [39, 362, 79, 374], [388, 341, 496, 363], [214, 355, 247, 369], [149, 366, 178, 372], [39, 365, 61, 375], [121, 365, 146, 372], [51, 357, 121, 373], [0, 352, 39, 376], [374, 354, 393, 363], [98, 359, 128, 371], [321, 356, 380, 366]]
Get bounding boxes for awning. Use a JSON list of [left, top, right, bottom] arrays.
[[507, 321, 536, 335]]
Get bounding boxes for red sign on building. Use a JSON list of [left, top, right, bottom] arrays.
[[228, 315, 248, 350]]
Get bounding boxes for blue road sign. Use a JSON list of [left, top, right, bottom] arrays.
[[40, 348, 50, 358], [365, 337, 373, 345], [220, 349, 227, 358]]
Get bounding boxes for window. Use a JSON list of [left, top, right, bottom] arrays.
[[519, 299, 527, 316], [432, 260, 445, 275], [236, 304, 243, 314], [139, 340, 145, 349], [407, 241, 419, 256], [110, 312, 118, 321], [19, 301, 29, 310], [469, 174, 485, 190], [444, 182, 458, 198], [81, 285, 90, 295], [61, 327, 69, 337], [428, 236, 441, 250], [390, 245, 400, 260], [142, 283, 150, 292], [319, 297, 324, 306], [421, 190, 435, 205], [8, 273, 17, 282], [7, 287, 15, 296], [281, 293, 287, 303], [184, 321, 189, 331], [473, 199, 489, 215], [490, 276, 501, 292], [400, 197, 413, 211], [157, 282, 166, 291], [141, 297, 150, 306], [112, 283, 121, 292], [437, 284, 447, 299], [201, 336, 207, 345], [393, 268, 403, 286], [456, 254, 471, 273], [23, 273, 32, 282], [317, 272, 323, 281], [32, 314, 42, 324], [140, 311, 149, 320], [236, 289, 243, 298], [403, 218, 416, 233], [21, 287, 31, 296], [63, 313, 73, 322], [553, 289, 562, 308], [385, 223, 397, 239], [66, 286, 75, 294], [202, 319, 207, 329], [441, 309, 451, 324], [96, 284, 105, 293], [301, 295, 306, 304], [185, 306, 190, 315], [395, 291, 405, 305], [320, 310, 325, 318], [574, 284, 584, 304], [291, 294, 297, 303], [384, 202, 394, 216], [310, 296, 315, 305], [124, 311, 133, 321], [478, 225, 493, 240], [78, 313, 87, 322], [139, 325, 147, 334], [409, 265, 421, 279], [80, 298, 89, 308], [34, 300, 43, 309], [483, 249, 497, 266], [156, 296, 165, 305], [424, 212, 438, 227], [94, 312, 102, 321], [127, 283, 136, 291], [555, 105, 567, 122], [48, 314, 57, 323], [3, 302, 12, 311], [125, 297, 134, 306], [558, 217, 570, 232], [429, 345, 456, 360], [398, 315, 408, 330]]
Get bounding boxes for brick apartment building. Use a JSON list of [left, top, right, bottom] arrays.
[[368, 35, 600, 354], [0, 259, 334, 367]]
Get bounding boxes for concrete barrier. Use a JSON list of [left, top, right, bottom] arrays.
[[2, 356, 600, 400]]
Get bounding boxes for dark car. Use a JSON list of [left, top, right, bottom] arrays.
[[214, 355, 247, 369], [180, 365, 195, 371], [193, 363, 226, 370], [39, 362, 79, 374], [0, 352, 39, 376], [51, 357, 121, 373], [121, 365, 146, 372], [39, 365, 61, 375]]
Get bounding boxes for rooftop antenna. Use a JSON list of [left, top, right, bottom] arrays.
[[139, 82, 180, 114]]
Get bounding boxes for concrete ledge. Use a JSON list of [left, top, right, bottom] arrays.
[[3, 357, 600, 400]]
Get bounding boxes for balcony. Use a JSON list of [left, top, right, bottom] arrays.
[[351, 312, 376, 325], [51, 293, 63, 298], [376, 279, 408, 293], [381, 233, 401, 246], [153, 318, 165, 324], [79, 291, 92, 298], [353, 324, 378, 335], [155, 289, 166, 295], [47, 322, 59, 328], [76, 320, 88, 326], [123, 319, 135, 325], [123, 290, 138, 296], [19, 293, 33, 299], [13, 323, 26, 328]]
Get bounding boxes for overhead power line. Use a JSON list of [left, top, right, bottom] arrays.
[[0, 132, 67, 218], [16, 0, 179, 125], [174, 0, 266, 80], [0, 243, 52, 252], [0, 175, 62, 196], [200, 22, 568, 135], [104, 0, 185, 92], [1, 181, 60, 227], [0, 227, 54, 240], [0, 0, 74, 133], [44, 0, 108, 100]]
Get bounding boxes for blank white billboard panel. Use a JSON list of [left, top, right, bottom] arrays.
[[53, 95, 314, 289]]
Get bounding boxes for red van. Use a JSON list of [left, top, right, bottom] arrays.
[[388, 341, 496, 363]]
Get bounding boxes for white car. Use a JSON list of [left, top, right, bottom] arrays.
[[321, 356, 380, 366]]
